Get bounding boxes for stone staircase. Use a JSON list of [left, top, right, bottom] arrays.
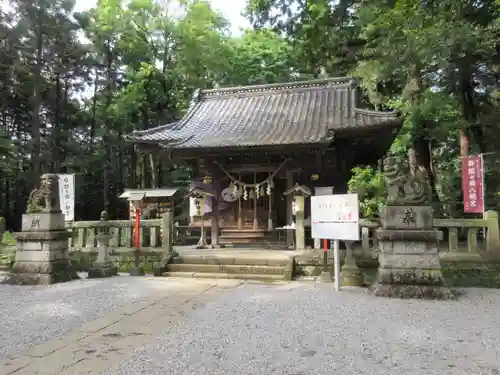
[[162, 252, 294, 282]]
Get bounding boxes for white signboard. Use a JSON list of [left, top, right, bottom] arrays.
[[58, 174, 75, 221], [311, 194, 360, 241], [315, 186, 333, 196]]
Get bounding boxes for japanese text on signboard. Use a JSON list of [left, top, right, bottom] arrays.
[[461, 155, 484, 214], [58, 174, 75, 221], [315, 199, 355, 222]]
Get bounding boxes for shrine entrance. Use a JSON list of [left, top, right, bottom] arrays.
[[126, 77, 402, 249]]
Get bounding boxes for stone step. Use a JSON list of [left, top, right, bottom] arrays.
[[221, 228, 269, 234], [171, 255, 291, 267], [161, 271, 288, 282], [220, 232, 268, 239], [166, 263, 286, 275]]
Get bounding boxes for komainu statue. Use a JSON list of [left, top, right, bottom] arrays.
[[26, 174, 60, 213], [383, 150, 429, 206]]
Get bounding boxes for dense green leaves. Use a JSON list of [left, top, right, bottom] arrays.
[[1, 0, 500, 229]]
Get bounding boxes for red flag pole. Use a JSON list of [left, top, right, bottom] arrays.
[[322, 239, 328, 273], [135, 207, 141, 249]]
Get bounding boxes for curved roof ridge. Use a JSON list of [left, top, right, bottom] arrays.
[[199, 77, 357, 99]]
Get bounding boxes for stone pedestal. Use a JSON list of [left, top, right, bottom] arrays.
[[2, 213, 77, 285], [341, 242, 364, 286], [88, 233, 117, 278], [371, 206, 455, 299], [320, 270, 333, 283]]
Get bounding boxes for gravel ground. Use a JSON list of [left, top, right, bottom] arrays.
[[104, 283, 500, 375], [0, 273, 180, 359]]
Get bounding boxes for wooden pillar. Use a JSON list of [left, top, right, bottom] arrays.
[[211, 169, 220, 247], [237, 172, 243, 229], [253, 172, 258, 230], [268, 174, 273, 231], [286, 169, 294, 246]]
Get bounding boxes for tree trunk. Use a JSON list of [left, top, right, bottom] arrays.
[[30, 13, 44, 186], [52, 72, 61, 173]]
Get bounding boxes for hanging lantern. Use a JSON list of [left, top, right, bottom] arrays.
[[259, 186, 265, 197], [255, 184, 260, 199], [243, 188, 248, 200]]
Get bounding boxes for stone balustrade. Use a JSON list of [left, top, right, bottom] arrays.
[[1, 212, 499, 264], [359, 210, 500, 262]]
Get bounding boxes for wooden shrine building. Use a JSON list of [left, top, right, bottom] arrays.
[[126, 77, 402, 248]]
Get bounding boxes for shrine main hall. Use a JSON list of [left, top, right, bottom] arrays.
[[126, 77, 402, 248]]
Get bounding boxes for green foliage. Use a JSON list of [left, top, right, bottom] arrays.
[[348, 167, 386, 218], [1, 0, 500, 228]]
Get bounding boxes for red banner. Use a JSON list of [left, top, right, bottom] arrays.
[[462, 155, 484, 213]]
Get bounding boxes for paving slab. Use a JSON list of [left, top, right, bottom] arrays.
[[0, 278, 242, 375]]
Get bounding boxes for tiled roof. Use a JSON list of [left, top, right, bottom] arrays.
[[126, 77, 401, 149]]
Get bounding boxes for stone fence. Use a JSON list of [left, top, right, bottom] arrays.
[[1, 211, 500, 264]]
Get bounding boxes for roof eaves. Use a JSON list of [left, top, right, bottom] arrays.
[[354, 108, 400, 118]]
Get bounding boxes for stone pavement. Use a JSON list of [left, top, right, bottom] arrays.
[[0, 278, 244, 375]]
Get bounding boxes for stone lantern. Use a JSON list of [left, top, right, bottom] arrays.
[[283, 184, 312, 250]]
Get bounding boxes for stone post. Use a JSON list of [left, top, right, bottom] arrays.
[[88, 211, 117, 278], [484, 210, 500, 252], [371, 205, 454, 299], [162, 209, 178, 257], [340, 241, 364, 286], [2, 174, 78, 285], [283, 184, 311, 251], [294, 196, 305, 250]]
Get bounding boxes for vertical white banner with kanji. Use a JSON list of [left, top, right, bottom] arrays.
[[58, 174, 75, 221]]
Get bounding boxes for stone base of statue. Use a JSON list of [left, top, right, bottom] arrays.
[[88, 261, 117, 278], [320, 270, 333, 283], [1, 213, 77, 285], [371, 206, 455, 300], [129, 267, 145, 276], [88, 233, 117, 278], [341, 242, 364, 287], [340, 265, 364, 287]]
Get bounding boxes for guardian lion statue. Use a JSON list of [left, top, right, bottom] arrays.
[[26, 174, 60, 213]]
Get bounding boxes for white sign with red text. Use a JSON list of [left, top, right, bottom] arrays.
[[311, 194, 360, 241]]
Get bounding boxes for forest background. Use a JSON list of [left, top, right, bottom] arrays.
[[0, 0, 499, 229]]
